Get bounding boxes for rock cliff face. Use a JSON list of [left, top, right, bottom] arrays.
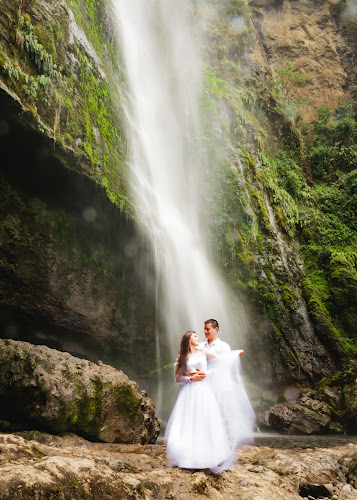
[[199, 0, 357, 405], [0, 0, 158, 377], [249, 0, 354, 120]]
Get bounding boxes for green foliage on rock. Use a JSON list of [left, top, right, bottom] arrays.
[[112, 383, 140, 422], [273, 61, 310, 120], [0, 339, 160, 443], [199, 5, 357, 381], [0, 0, 129, 212], [305, 102, 357, 179]]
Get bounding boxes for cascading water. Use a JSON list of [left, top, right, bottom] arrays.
[[113, 0, 250, 419]]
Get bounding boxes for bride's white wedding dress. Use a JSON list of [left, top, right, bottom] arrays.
[[165, 350, 255, 472]]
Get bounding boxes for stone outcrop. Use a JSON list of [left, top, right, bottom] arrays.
[[342, 384, 357, 434], [0, 339, 159, 444], [265, 363, 357, 435], [0, 432, 356, 499], [200, 0, 357, 402], [266, 397, 333, 435], [250, 0, 352, 120], [0, 85, 158, 377]]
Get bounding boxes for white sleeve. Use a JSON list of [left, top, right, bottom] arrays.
[[174, 360, 191, 384]]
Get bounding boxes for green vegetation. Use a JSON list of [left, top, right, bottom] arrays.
[[0, 177, 115, 311], [273, 61, 310, 119], [112, 383, 140, 422], [305, 102, 357, 179], [199, 3, 357, 366], [0, 0, 129, 212], [70, 376, 104, 437], [253, 103, 357, 355]]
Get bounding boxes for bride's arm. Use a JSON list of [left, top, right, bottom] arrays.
[[174, 358, 193, 384]]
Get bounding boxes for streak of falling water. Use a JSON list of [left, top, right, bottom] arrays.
[[113, 0, 249, 419]]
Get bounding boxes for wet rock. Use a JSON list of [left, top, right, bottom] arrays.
[[0, 339, 159, 444], [315, 387, 342, 410], [328, 422, 344, 434], [266, 398, 331, 434], [347, 452, 357, 488]]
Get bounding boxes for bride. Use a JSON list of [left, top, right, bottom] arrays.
[[165, 330, 254, 473]]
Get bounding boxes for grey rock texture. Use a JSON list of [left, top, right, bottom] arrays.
[[0, 339, 160, 444], [266, 397, 332, 434]]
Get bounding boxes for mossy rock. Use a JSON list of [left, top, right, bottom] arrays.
[[0, 339, 160, 444]]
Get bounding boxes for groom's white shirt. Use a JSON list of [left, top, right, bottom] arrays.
[[200, 338, 231, 358]]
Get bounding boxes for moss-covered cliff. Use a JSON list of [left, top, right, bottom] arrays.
[[196, 0, 357, 394], [0, 0, 128, 206], [0, 0, 158, 377]]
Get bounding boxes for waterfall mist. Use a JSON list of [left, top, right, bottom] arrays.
[[113, 0, 250, 419]]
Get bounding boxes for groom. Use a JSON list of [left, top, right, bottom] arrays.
[[188, 318, 243, 381], [202, 318, 231, 357]]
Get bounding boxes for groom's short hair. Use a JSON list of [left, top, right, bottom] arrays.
[[204, 319, 219, 330]]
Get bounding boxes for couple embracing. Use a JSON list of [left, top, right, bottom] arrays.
[[165, 319, 255, 473]]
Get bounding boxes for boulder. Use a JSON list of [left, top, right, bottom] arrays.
[[347, 452, 357, 489], [316, 386, 343, 409], [0, 339, 159, 443], [266, 397, 331, 434]]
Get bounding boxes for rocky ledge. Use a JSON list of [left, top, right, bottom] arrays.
[[265, 366, 357, 435], [0, 432, 356, 499], [0, 339, 159, 444]]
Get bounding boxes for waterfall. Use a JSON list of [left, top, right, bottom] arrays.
[[113, 0, 249, 419]]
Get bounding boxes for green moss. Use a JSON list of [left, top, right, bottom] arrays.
[[70, 379, 103, 438], [91, 376, 104, 419], [204, 70, 229, 99], [303, 276, 356, 355], [319, 363, 357, 389], [285, 346, 299, 365], [0, 2, 130, 213], [0, 350, 30, 379], [33, 448, 45, 458], [112, 383, 140, 422]]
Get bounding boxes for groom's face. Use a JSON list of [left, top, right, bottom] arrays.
[[204, 323, 218, 343]]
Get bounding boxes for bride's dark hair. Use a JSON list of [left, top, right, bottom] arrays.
[[176, 331, 196, 376]]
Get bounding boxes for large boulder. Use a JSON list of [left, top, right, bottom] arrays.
[[266, 397, 332, 434], [0, 339, 159, 443]]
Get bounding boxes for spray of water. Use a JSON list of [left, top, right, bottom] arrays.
[[113, 0, 249, 418]]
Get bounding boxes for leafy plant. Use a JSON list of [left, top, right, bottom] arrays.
[[306, 103, 357, 178], [274, 61, 309, 103]]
